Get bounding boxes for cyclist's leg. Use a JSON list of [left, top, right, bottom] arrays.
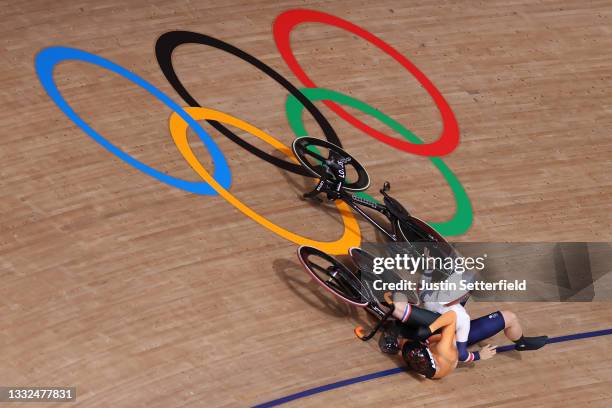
[[467, 310, 547, 351], [379, 293, 439, 354], [467, 311, 506, 346], [500, 310, 548, 350], [392, 292, 439, 326]]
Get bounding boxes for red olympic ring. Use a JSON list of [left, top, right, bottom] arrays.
[[273, 9, 459, 157]]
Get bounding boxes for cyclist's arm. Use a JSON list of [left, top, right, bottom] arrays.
[[457, 342, 480, 362], [433, 311, 456, 357], [427, 311, 458, 379], [429, 310, 456, 334]]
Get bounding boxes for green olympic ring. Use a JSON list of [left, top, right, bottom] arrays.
[[285, 88, 473, 236]]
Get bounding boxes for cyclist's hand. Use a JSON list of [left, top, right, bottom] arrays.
[[479, 344, 497, 360]]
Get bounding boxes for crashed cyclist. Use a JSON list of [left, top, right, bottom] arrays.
[[362, 246, 548, 378]]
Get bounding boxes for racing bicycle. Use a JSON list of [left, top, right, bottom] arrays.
[[297, 245, 396, 340], [297, 245, 439, 341], [291, 136, 449, 246], [291, 137, 464, 339]]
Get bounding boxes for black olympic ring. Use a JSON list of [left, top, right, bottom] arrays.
[[155, 30, 341, 176]]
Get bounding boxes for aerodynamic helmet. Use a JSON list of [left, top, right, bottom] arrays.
[[402, 340, 436, 379]]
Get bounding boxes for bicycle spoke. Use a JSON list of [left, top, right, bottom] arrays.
[[330, 268, 363, 299], [308, 261, 332, 276], [310, 263, 349, 290], [328, 149, 342, 162], [312, 165, 326, 175], [326, 277, 346, 293], [307, 256, 364, 301], [303, 148, 327, 163]]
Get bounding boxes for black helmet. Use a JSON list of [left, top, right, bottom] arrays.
[[402, 340, 436, 379]]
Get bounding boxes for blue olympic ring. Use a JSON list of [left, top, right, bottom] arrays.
[[35, 46, 231, 195]]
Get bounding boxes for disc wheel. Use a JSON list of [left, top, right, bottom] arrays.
[[297, 245, 369, 307], [292, 137, 370, 192]]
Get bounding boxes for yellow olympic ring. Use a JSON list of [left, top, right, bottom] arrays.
[[169, 107, 361, 254]]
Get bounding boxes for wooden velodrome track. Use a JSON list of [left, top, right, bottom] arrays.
[[1, 0, 612, 406]]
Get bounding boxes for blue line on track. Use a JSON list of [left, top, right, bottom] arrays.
[[253, 328, 612, 407]]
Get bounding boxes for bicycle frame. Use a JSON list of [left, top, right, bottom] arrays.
[[339, 190, 399, 241], [296, 137, 446, 246], [306, 173, 406, 242]]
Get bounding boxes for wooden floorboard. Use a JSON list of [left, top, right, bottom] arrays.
[[1, 0, 611, 406]]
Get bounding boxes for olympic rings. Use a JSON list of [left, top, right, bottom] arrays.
[[273, 9, 459, 157], [37, 9, 474, 241], [285, 88, 472, 236], [35, 46, 231, 195], [169, 107, 361, 254], [155, 31, 340, 176]]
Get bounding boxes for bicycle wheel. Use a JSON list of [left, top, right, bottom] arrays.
[[292, 137, 370, 191], [297, 245, 369, 307]]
